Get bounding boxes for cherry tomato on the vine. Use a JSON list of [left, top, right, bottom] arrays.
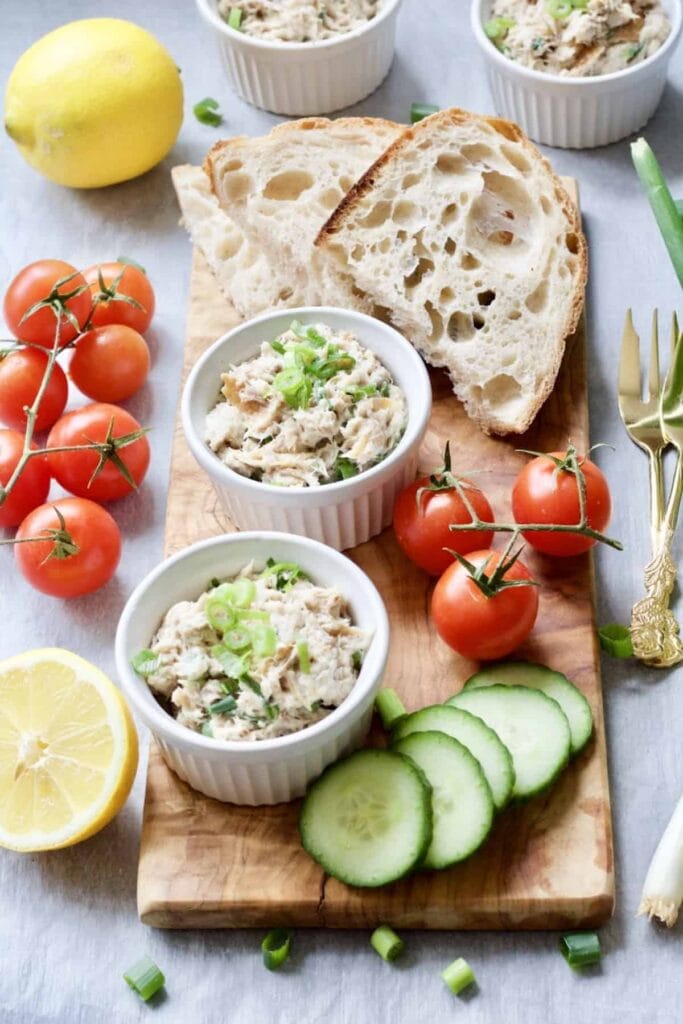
[[15, 498, 121, 598], [70, 324, 151, 403], [0, 348, 68, 432], [512, 451, 611, 557], [46, 403, 150, 502], [431, 548, 539, 661], [0, 429, 51, 528], [82, 261, 155, 334], [3, 260, 92, 347]]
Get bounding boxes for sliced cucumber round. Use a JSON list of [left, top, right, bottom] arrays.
[[392, 704, 514, 810], [447, 686, 571, 800], [299, 749, 432, 888], [392, 731, 494, 870], [462, 661, 593, 756]]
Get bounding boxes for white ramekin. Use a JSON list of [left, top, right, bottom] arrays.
[[181, 307, 432, 550], [115, 532, 389, 804], [194, 0, 404, 115], [471, 0, 682, 148]]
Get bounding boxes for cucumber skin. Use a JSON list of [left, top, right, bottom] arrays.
[[298, 749, 434, 889]]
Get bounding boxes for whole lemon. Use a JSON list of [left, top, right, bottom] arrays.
[[4, 18, 184, 189]]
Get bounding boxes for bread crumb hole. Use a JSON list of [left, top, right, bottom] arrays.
[[424, 301, 443, 342], [435, 153, 466, 175], [222, 172, 252, 201], [462, 143, 495, 165], [351, 244, 364, 261], [447, 311, 475, 342], [404, 257, 434, 290], [474, 374, 522, 412], [477, 290, 496, 307], [358, 201, 392, 228], [444, 237, 457, 256], [460, 252, 481, 270], [402, 172, 421, 189], [508, 309, 522, 321], [501, 145, 531, 174], [339, 176, 354, 192], [278, 287, 294, 301], [566, 232, 579, 254], [525, 280, 549, 313], [263, 170, 314, 201], [320, 188, 343, 210], [440, 287, 455, 303], [397, 230, 408, 243], [378, 237, 391, 254], [222, 159, 243, 173], [540, 195, 552, 215], [473, 313, 485, 330], [393, 200, 418, 226], [441, 203, 458, 226], [217, 234, 242, 260]]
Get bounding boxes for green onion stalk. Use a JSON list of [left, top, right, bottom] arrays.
[[631, 138, 683, 288]]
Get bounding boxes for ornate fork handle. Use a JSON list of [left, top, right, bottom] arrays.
[[630, 539, 683, 668]]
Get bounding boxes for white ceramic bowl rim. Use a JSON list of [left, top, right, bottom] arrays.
[[471, 0, 682, 87], [196, 0, 404, 50], [115, 531, 389, 756], [182, 305, 432, 501]]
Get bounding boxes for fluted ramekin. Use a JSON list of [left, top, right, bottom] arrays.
[[182, 307, 432, 551], [194, 0, 404, 115], [115, 532, 389, 804], [471, 0, 682, 148]]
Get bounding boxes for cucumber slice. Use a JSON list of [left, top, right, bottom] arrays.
[[447, 686, 571, 800], [392, 705, 514, 810], [392, 731, 494, 870], [462, 661, 593, 755], [299, 749, 432, 887]]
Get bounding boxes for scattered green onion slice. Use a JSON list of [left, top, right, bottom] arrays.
[[370, 925, 405, 962], [347, 384, 379, 402], [410, 102, 439, 123], [441, 957, 476, 995], [201, 720, 214, 737], [231, 579, 257, 608], [270, 339, 286, 355], [598, 624, 633, 658], [123, 956, 165, 1002], [209, 576, 221, 588], [193, 96, 223, 127], [297, 640, 311, 674], [211, 645, 249, 679], [560, 932, 601, 968], [263, 559, 307, 591], [335, 457, 358, 480], [546, 0, 573, 18], [209, 695, 238, 716], [224, 627, 253, 652], [261, 928, 291, 970], [484, 15, 515, 38], [375, 688, 407, 730], [131, 649, 160, 677], [206, 597, 237, 633], [631, 138, 683, 287], [251, 623, 277, 658], [289, 320, 327, 347], [352, 650, 364, 671], [227, 6, 243, 29], [236, 607, 270, 623], [273, 366, 312, 409]]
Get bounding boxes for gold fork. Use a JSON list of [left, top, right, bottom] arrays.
[[619, 310, 683, 667]]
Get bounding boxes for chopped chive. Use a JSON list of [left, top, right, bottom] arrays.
[[335, 457, 358, 480], [201, 720, 214, 737], [347, 384, 379, 402], [352, 650, 364, 671], [193, 96, 224, 127], [251, 623, 277, 658], [261, 928, 291, 971], [310, 699, 322, 712], [131, 649, 160, 677], [370, 925, 405, 962], [598, 624, 633, 658], [375, 689, 406, 730], [209, 695, 238, 716], [270, 339, 286, 355], [263, 701, 280, 722], [625, 41, 644, 61], [441, 957, 476, 995], [227, 6, 243, 29], [262, 560, 307, 591], [410, 102, 439, 124], [297, 640, 311, 674], [209, 576, 221, 588], [206, 597, 237, 633], [242, 675, 263, 698], [560, 931, 601, 969], [123, 956, 165, 1002]]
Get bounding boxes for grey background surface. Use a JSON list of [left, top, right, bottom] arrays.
[[1, 2, 682, 1022]]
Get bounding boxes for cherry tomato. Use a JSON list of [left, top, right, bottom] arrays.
[[0, 348, 68, 432], [83, 261, 155, 333], [70, 324, 151, 403], [0, 429, 51, 528], [431, 548, 539, 661], [3, 260, 92, 347], [512, 451, 612, 557], [46, 403, 150, 502], [15, 498, 121, 598], [393, 478, 494, 576]]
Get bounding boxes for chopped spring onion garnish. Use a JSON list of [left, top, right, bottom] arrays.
[[201, 720, 214, 737], [261, 928, 291, 970], [224, 627, 253, 652], [631, 138, 683, 287], [131, 649, 161, 677], [559, 932, 601, 968], [263, 559, 307, 591], [639, 794, 683, 927], [290, 321, 327, 348], [243, 675, 264, 698], [441, 957, 476, 995], [231, 579, 257, 608], [193, 97, 224, 127], [347, 384, 379, 402], [545, 0, 585, 18], [123, 956, 165, 1002], [251, 623, 277, 658], [483, 16, 515, 38], [352, 650, 364, 670], [209, 576, 221, 588], [335, 457, 358, 480], [270, 339, 286, 355], [598, 624, 633, 658], [227, 7, 243, 29], [410, 102, 439, 123], [211, 645, 249, 679], [209, 695, 238, 716], [206, 598, 237, 633], [273, 366, 313, 409], [297, 640, 311, 674], [375, 689, 407, 730], [625, 41, 644, 61], [370, 925, 405, 962]]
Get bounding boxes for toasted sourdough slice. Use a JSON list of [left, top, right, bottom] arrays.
[[170, 165, 306, 320], [205, 116, 403, 306], [315, 109, 587, 434]]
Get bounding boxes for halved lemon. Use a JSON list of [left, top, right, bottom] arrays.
[[0, 648, 138, 851]]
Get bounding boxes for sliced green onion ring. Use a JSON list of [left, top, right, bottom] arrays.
[[560, 931, 601, 968], [224, 627, 253, 652], [193, 97, 223, 127], [410, 102, 439, 123], [375, 689, 407, 730], [370, 925, 405, 962], [131, 649, 160, 677], [252, 624, 277, 658], [206, 598, 237, 633], [123, 956, 165, 1002], [261, 928, 291, 970], [546, 0, 573, 18], [441, 957, 476, 995], [231, 579, 257, 608], [484, 15, 515, 38], [228, 6, 243, 29], [598, 624, 633, 658], [297, 640, 311, 674]]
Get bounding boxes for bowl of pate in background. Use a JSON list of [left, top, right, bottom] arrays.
[[181, 306, 432, 551], [194, 0, 405, 115], [471, 0, 682, 148], [115, 531, 389, 804]]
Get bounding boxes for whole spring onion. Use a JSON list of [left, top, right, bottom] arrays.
[[598, 623, 633, 658], [370, 925, 405, 962], [261, 928, 291, 970], [639, 794, 683, 926], [559, 932, 601, 968], [375, 688, 407, 730], [631, 138, 683, 287], [441, 957, 476, 995], [410, 102, 439, 123], [193, 97, 223, 127], [123, 956, 165, 1002]]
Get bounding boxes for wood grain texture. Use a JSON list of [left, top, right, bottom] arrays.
[[138, 181, 615, 931]]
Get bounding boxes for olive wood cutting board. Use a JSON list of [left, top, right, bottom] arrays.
[[137, 180, 615, 930]]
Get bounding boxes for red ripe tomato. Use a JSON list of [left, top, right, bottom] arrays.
[[70, 324, 151, 402], [512, 451, 612, 557], [15, 498, 121, 598], [431, 548, 539, 661], [0, 348, 68, 432], [393, 477, 494, 576], [83, 261, 155, 333], [3, 260, 92, 347], [0, 429, 51, 528], [46, 403, 150, 502]]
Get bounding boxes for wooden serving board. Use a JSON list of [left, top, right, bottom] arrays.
[[138, 181, 614, 930]]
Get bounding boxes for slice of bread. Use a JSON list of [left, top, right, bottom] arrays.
[[205, 116, 403, 305], [171, 164, 306, 320], [316, 109, 587, 435]]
